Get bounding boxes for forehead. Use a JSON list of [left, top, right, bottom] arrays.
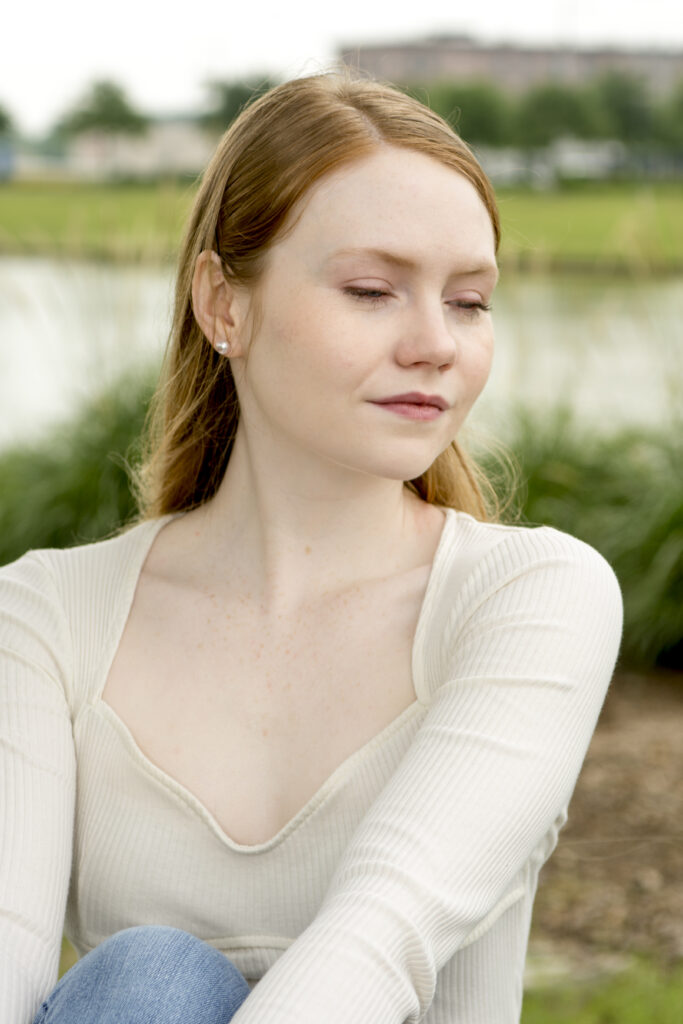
[[272, 146, 497, 272]]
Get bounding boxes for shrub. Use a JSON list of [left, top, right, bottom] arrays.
[[1, 376, 680, 670]]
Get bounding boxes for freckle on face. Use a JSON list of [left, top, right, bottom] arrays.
[[231, 147, 496, 480]]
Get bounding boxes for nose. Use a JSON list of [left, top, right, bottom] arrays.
[[398, 296, 457, 368]]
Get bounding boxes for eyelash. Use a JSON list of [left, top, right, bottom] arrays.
[[344, 287, 492, 316]]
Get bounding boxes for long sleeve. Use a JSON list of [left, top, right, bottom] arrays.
[[231, 527, 624, 1023], [0, 552, 76, 1024]]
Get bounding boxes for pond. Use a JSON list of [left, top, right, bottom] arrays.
[[1, 255, 681, 450]]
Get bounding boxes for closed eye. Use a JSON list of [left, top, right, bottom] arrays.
[[342, 286, 389, 309], [449, 300, 492, 317], [344, 288, 492, 316], [344, 287, 389, 303]]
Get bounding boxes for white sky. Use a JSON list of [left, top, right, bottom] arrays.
[[6, 0, 683, 135]]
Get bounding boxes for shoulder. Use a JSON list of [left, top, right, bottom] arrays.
[[419, 510, 624, 705], [442, 509, 622, 600], [434, 509, 623, 655], [0, 517, 168, 606], [0, 518, 171, 704]]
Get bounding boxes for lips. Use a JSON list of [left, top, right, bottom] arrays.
[[373, 392, 449, 410]]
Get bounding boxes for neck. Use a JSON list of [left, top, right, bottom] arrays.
[[175, 437, 443, 618]]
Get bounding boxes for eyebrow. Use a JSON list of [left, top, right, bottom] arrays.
[[326, 246, 499, 279]]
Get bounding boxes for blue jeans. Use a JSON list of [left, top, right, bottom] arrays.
[[33, 926, 252, 1023]]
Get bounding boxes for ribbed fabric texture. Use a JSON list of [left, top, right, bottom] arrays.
[[0, 508, 624, 1024]]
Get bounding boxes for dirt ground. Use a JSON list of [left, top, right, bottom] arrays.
[[528, 667, 683, 979]]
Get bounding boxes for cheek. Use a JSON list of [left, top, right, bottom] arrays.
[[274, 294, 362, 385], [463, 329, 494, 395], [249, 306, 357, 420]]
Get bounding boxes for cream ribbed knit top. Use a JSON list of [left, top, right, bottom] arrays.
[[0, 507, 623, 1024]]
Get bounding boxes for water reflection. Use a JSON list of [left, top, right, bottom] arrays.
[[0, 256, 172, 448], [1, 255, 681, 449], [479, 273, 683, 436]]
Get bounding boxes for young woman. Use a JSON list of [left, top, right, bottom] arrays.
[[0, 72, 623, 1024]]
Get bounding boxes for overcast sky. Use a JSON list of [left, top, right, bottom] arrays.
[[6, 0, 683, 135]]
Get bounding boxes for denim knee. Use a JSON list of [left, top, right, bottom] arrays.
[[34, 925, 251, 1023]]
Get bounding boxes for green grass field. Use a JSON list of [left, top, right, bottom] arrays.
[[497, 182, 683, 271], [521, 959, 683, 1024], [0, 180, 194, 264], [1, 179, 682, 271]]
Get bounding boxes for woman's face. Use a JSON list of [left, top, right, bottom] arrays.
[[230, 145, 498, 487]]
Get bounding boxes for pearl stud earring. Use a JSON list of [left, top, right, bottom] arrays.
[[215, 339, 230, 356]]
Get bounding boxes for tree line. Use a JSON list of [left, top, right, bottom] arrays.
[[1, 71, 682, 151], [409, 74, 683, 150]]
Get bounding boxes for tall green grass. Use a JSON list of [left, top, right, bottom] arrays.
[[0, 373, 680, 669], [0, 369, 149, 556], [479, 401, 682, 669]]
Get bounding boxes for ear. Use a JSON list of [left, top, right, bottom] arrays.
[[191, 250, 248, 355]]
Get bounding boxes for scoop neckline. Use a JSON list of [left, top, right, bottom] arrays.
[[88, 505, 459, 854]]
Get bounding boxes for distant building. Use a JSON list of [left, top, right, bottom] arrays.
[[12, 115, 221, 182], [63, 115, 220, 181], [473, 138, 627, 187], [339, 35, 683, 96]]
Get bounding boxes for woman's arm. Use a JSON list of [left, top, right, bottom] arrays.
[[0, 552, 76, 1024], [231, 526, 624, 1024]]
